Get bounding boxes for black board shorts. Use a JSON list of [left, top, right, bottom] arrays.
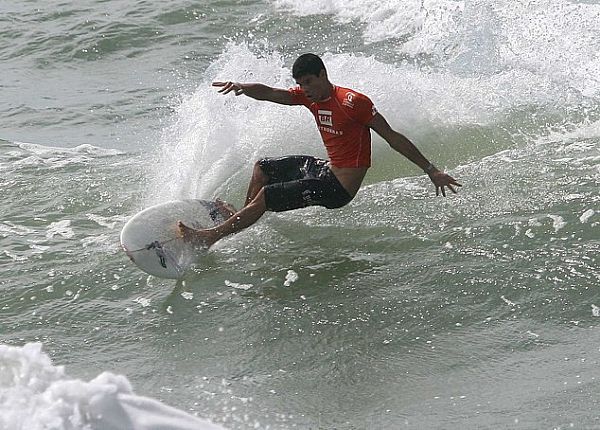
[[259, 156, 353, 212]]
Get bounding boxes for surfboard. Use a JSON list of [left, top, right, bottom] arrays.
[[120, 200, 227, 279]]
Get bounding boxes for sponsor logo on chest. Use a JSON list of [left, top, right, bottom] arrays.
[[318, 110, 333, 127], [317, 109, 343, 135], [342, 92, 355, 108]]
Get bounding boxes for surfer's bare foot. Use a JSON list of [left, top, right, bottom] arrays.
[[177, 221, 218, 248], [215, 198, 237, 219]]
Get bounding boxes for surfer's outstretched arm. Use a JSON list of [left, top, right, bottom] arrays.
[[368, 113, 462, 197], [212, 82, 294, 105]]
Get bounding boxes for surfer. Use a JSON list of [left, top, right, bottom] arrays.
[[179, 53, 461, 247]]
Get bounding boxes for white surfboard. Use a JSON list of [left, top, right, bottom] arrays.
[[120, 200, 227, 279]]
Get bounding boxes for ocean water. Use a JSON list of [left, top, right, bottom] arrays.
[[1, 0, 599, 429]]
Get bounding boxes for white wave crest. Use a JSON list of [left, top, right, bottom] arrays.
[[272, 0, 600, 96], [0, 343, 227, 430]]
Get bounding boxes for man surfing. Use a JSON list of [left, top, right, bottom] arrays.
[[179, 53, 461, 247]]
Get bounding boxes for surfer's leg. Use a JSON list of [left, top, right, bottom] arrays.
[[179, 189, 267, 248], [244, 161, 270, 206]]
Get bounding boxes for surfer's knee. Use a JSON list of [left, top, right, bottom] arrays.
[[254, 160, 270, 182]]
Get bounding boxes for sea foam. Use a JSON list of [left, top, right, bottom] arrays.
[[273, 0, 600, 96], [0, 343, 226, 430]]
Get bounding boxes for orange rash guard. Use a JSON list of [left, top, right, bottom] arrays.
[[288, 85, 377, 168]]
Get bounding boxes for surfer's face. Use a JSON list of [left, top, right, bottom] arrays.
[[295, 70, 330, 102]]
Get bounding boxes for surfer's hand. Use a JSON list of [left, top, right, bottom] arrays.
[[213, 81, 245, 96], [429, 170, 462, 197]]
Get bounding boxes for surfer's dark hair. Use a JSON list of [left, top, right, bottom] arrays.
[[292, 53, 326, 79]]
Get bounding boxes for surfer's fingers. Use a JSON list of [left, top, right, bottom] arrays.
[[213, 81, 232, 92], [447, 176, 462, 187], [215, 81, 237, 94]]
